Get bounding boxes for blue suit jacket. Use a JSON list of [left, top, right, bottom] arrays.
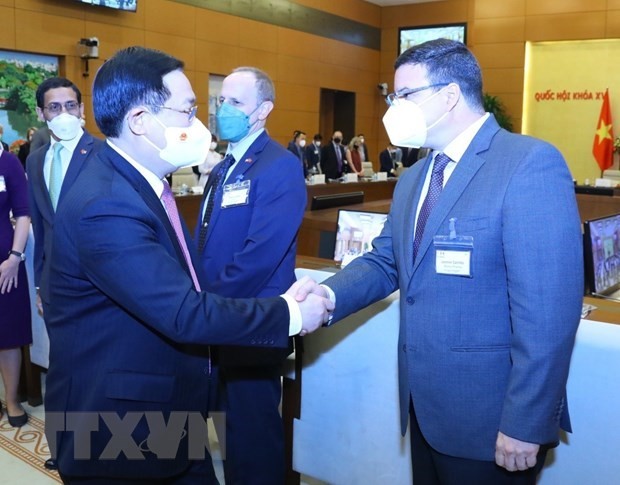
[[25, 132, 102, 304], [196, 130, 306, 366], [323, 116, 583, 461], [45, 143, 289, 479]]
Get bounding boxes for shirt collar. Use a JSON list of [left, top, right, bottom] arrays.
[[51, 127, 85, 154], [227, 128, 264, 162], [106, 139, 165, 198], [442, 113, 490, 163]]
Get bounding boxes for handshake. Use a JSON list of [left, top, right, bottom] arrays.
[[285, 276, 333, 336]]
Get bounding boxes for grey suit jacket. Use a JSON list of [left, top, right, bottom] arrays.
[[323, 115, 583, 461]]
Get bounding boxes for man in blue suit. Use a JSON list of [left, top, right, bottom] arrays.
[[26, 77, 102, 315], [45, 47, 331, 484], [195, 66, 306, 485], [294, 39, 583, 484]]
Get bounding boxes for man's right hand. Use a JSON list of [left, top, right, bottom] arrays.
[[286, 276, 333, 335]]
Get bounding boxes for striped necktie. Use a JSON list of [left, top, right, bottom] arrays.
[[413, 152, 451, 261], [197, 154, 235, 252]]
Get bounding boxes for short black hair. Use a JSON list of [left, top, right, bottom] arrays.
[[313, 133, 322, 141], [93, 46, 184, 138], [294, 131, 306, 140], [36, 77, 82, 108], [395, 38, 484, 110]]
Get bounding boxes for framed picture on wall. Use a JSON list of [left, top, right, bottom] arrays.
[[398, 23, 467, 55], [0, 50, 59, 152]]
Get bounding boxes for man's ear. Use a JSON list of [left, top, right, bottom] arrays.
[[444, 83, 461, 111], [127, 108, 149, 135], [257, 101, 274, 121], [35, 107, 46, 123]]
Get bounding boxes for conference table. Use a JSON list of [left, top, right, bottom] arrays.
[[290, 264, 620, 484]]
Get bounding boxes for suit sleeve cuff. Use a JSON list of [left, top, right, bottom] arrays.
[[320, 284, 336, 326], [281, 294, 302, 336]]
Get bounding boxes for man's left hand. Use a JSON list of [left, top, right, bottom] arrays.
[[495, 431, 539, 471]]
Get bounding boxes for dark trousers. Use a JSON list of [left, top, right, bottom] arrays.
[[59, 457, 219, 485], [409, 401, 548, 485], [216, 364, 285, 485]]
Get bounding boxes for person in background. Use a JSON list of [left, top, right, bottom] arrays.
[[320, 130, 347, 180], [26, 77, 102, 319], [292, 38, 583, 484], [287, 129, 307, 177], [401, 145, 421, 167], [17, 127, 38, 168], [357, 132, 370, 161], [345, 135, 364, 177], [29, 127, 51, 153], [194, 133, 223, 187], [0, 125, 8, 152], [45, 47, 330, 484], [0, 143, 31, 428], [379, 142, 400, 177], [305, 133, 322, 174], [197, 66, 307, 485]]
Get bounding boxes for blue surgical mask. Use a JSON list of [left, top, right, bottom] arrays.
[[216, 102, 261, 143]]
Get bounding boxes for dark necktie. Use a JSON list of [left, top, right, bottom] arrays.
[[198, 154, 235, 252], [161, 181, 201, 290], [413, 153, 451, 261]]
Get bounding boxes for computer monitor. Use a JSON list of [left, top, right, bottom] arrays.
[[73, 0, 137, 12], [333, 209, 388, 266], [583, 213, 620, 296]]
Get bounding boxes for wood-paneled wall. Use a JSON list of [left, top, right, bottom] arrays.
[[2, 0, 620, 162]]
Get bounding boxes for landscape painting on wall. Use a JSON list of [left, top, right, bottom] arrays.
[[0, 50, 59, 152]]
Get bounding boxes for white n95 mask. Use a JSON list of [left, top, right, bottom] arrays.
[[145, 116, 212, 169], [382, 88, 448, 148], [47, 113, 82, 141]]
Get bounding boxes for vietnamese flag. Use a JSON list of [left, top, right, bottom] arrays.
[[593, 89, 614, 172]]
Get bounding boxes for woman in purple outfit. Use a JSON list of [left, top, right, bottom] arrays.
[[0, 144, 31, 427]]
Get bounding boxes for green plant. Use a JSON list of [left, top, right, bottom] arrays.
[[483, 93, 513, 132]]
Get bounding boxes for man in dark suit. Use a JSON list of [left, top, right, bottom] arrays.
[[293, 39, 583, 484], [401, 146, 421, 167], [320, 130, 347, 180], [379, 143, 399, 177], [26, 77, 102, 317], [196, 66, 307, 485], [305, 133, 322, 174], [287, 129, 307, 177], [45, 46, 332, 484]]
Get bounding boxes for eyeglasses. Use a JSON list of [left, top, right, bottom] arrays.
[[156, 105, 198, 122], [385, 83, 449, 106], [43, 101, 81, 115]]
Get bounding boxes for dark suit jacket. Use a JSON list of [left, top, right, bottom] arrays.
[[401, 146, 420, 167], [379, 149, 397, 177], [320, 142, 347, 180], [196, 130, 306, 366], [287, 142, 306, 177], [45, 143, 289, 479], [323, 115, 583, 461], [26, 132, 102, 304], [305, 142, 321, 172]]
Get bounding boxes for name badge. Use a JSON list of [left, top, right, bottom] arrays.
[[0, 176, 5, 192], [221, 180, 251, 208], [433, 218, 474, 278]]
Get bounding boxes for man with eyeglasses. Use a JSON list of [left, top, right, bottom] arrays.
[[292, 39, 583, 484], [43, 47, 330, 484], [26, 77, 103, 323], [195, 66, 306, 485]]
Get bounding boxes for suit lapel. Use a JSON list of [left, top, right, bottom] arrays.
[[58, 133, 94, 207], [402, 153, 432, 280], [102, 145, 190, 273], [203, 132, 268, 245], [411, 116, 499, 274], [32, 143, 55, 223]]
